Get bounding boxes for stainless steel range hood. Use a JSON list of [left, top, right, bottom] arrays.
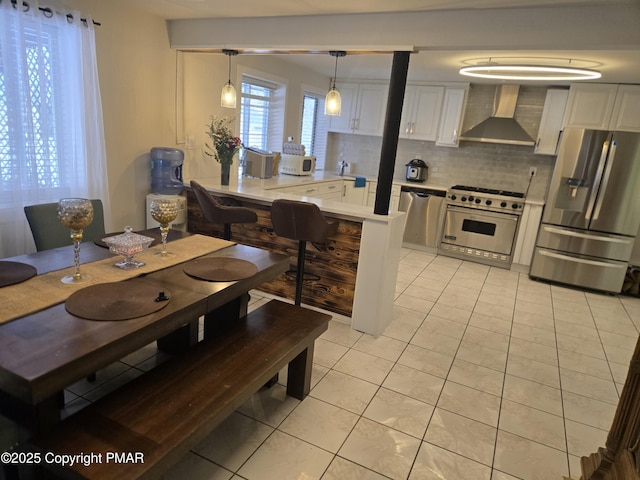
[[460, 84, 535, 146]]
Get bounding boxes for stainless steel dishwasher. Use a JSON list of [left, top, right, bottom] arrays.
[[398, 186, 447, 248]]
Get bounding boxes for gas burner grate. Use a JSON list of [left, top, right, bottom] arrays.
[[450, 185, 525, 198]]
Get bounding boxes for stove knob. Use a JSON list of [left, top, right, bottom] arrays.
[[461, 196, 467, 202], [475, 198, 481, 204], [500, 201, 507, 208], [485, 199, 492, 206], [450, 194, 457, 201], [512, 203, 520, 209], [468, 196, 474, 202]]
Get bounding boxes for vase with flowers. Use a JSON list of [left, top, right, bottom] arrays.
[[204, 116, 243, 186]]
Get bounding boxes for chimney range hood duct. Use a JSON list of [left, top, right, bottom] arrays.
[[460, 84, 535, 146]]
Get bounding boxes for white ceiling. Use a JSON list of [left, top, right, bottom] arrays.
[[129, 0, 640, 85]]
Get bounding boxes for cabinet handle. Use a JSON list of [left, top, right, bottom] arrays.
[[306, 188, 315, 193], [405, 122, 410, 134], [452, 129, 458, 143], [328, 185, 336, 189]]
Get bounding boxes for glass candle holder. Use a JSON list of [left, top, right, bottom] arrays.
[[149, 199, 178, 257], [57, 198, 94, 284]]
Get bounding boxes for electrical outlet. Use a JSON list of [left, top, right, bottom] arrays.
[[529, 166, 537, 177]]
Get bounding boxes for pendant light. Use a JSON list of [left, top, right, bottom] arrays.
[[325, 51, 346, 116], [221, 49, 238, 108]]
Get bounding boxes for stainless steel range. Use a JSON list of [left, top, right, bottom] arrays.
[[438, 185, 525, 268]]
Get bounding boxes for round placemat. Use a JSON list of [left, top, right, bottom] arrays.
[[0, 261, 37, 288], [65, 281, 171, 321], [183, 257, 258, 281]]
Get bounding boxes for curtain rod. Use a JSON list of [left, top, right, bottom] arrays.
[[8, 0, 101, 26]]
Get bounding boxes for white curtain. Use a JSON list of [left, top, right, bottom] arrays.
[[0, 0, 109, 257]]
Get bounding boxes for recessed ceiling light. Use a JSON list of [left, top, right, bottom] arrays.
[[459, 64, 601, 81]]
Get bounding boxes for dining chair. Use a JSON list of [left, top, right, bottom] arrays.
[[190, 180, 257, 240], [24, 199, 106, 252], [24, 200, 105, 384]]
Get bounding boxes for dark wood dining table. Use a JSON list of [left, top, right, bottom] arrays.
[[0, 230, 289, 432]]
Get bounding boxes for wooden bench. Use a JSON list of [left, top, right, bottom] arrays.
[[30, 299, 330, 479]]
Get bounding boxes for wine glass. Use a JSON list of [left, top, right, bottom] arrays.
[[57, 198, 94, 284], [149, 199, 178, 257]]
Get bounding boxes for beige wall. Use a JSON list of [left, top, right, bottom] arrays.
[[65, 0, 177, 230]]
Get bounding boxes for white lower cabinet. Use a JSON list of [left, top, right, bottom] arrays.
[[294, 180, 343, 200], [512, 203, 544, 267], [367, 182, 400, 212], [342, 180, 368, 205]]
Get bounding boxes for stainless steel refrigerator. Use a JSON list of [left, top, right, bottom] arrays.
[[530, 128, 640, 293]]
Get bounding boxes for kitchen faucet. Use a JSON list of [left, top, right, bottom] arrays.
[[338, 160, 347, 176]]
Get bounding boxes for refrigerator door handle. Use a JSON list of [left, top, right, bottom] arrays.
[[585, 140, 610, 220], [538, 249, 626, 268], [592, 141, 617, 220]]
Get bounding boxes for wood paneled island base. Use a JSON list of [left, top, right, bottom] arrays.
[[186, 188, 361, 317]]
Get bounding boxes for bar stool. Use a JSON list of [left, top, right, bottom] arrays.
[[271, 199, 339, 306], [190, 180, 258, 240]]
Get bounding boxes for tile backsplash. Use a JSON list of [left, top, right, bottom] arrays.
[[325, 84, 558, 201]]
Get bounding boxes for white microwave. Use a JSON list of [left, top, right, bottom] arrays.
[[280, 154, 316, 176]]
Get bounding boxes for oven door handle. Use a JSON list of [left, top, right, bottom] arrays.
[[445, 205, 519, 220]]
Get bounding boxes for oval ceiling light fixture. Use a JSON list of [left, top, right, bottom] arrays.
[[325, 51, 346, 116], [459, 64, 601, 81], [221, 49, 239, 108]]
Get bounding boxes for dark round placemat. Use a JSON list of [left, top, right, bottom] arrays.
[[65, 281, 171, 321], [183, 257, 258, 282], [0, 261, 37, 288]]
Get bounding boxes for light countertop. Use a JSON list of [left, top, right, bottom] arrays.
[[187, 172, 406, 223], [186, 171, 544, 220]]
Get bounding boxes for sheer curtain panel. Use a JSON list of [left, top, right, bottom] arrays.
[[0, 1, 109, 257]]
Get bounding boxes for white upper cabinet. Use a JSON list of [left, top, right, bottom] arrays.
[[399, 85, 445, 141], [327, 83, 359, 133], [436, 87, 467, 147], [610, 85, 640, 132], [328, 82, 388, 136], [563, 83, 640, 132], [534, 88, 569, 155], [564, 84, 617, 129]]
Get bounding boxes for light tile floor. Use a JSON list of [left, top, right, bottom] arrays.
[[62, 248, 640, 480]]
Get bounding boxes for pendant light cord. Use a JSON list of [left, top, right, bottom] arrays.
[[332, 54, 338, 89]]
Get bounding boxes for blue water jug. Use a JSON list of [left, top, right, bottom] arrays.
[[150, 147, 184, 195]]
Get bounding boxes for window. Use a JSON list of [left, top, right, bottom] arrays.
[[0, 4, 108, 257], [239, 75, 285, 152], [300, 91, 328, 170], [0, 22, 67, 192]]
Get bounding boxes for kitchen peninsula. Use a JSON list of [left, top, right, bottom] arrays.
[[185, 172, 406, 337]]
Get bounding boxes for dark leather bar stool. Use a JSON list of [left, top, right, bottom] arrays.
[[271, 199, 339, 306], [190, 180, 258, 240]]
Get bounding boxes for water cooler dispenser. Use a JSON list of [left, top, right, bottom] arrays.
[[146, 147, 187, 231]]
